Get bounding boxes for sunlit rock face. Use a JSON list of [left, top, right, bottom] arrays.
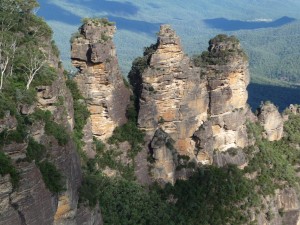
[[131, 25, 251, 183], [257, 102, 284, 141], [71, 19, 130, 142]]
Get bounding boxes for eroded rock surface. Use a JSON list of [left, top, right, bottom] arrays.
[[257, 102, 283, 141], [130, 25, 251, 182], [71, 19, 130, 141]]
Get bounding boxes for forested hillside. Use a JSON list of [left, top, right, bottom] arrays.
[[37, 0, 300, 84]]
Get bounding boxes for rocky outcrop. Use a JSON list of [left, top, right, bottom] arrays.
[[256, 188, 300, 225], [288, 104, 300, 115], [0, 54, 101, 225], [202, 34, 250, 158], [150, 129, 177, 184], [130, 25, 251, 183], [71, 19, 130, 141], [131, 25, 208, 183], [257, 102, 283, 141]]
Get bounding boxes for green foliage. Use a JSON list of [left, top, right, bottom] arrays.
[[100, 33, 110, 42], [284, 113, 300, 144], [38, 160, 64, 193], [165, 165, 259, 225], [30, 109, 69, 146], [0, 95, 17, 118], [79, 174, 172, 225], [0, 151, 19, 188], [30, 65, 57, 87], [128, 43, 157, 114], [193, 34, 247, 67], [81, 17, 115, 26], [108, 121, 144, 158], [0, 115, 27, 146], [94, 137, 105, 154], [245, 120, 300, 196], [44, 118, 69, 146], [246, 121, 264, 141], [245, 141, 298, 195], [66, 78, 90, 159], [26, 139, 64, 194], [209, 34, 240, 45], [70, 31, 83, 43], [89, 137, 135, 180], [51, 40, 60, 57], [66, 79, 83, 100], [15, 88, 36, 105], [0, 0, 57, 93], [26, 138, 46, 162]]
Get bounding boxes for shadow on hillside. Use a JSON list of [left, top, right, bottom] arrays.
[[78, 0, 139, 16], [247, 83, 300, 111], [108, 16, 160, 34], [38, 2, 159, 34], [38, 2, 81, 25], [204, 16, 296, 31]]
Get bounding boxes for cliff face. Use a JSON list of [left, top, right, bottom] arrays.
[[71, 19, 130, 142], [131, 25, 251, 183], [205, 35, 250, 153], [0, 35, 102, 224]]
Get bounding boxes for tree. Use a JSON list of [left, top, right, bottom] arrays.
[[16, 0, 39, 14], [0, 0, 19, 32], [0, 35, 16, 90], [22, 48, 46, 89]]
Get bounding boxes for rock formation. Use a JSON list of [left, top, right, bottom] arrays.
[[71, 19, 130, 142], [130, 25, 251, 183], [0, 39, 102, 224], [257, 102, 284, 141], [256, 188, 300, 225]]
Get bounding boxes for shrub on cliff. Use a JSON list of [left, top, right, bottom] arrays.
[[81, 17, 115, 26], [66, 78, 90, 160], [38, 160, 64, 193], [30, 109, 69, 146], [193, 34, 247, 67], [26, 138, 46, 162], [0, 151, 19, 188]]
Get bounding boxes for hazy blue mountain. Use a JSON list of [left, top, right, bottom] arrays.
[[37, 0, 300, 108]]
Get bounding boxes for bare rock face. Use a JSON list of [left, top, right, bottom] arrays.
[[71, 19, 130, 141], [150, 129, 177, 184], [131, 25, 251, 182], [132, 25, 209, 183], [205, 35, 250, 153], [257, 102, 283, 141]]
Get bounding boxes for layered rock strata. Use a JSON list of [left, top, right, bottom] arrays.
[[71, 19, 130, 141], [131, 25, 251, 183]]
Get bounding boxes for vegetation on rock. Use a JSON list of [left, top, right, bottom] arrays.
[[38, 160, 65, 193], [193, 34, 247, 66], [66, 78, 90, 160], [81, 17, 115, 26], [0, 151, 19, 188]]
